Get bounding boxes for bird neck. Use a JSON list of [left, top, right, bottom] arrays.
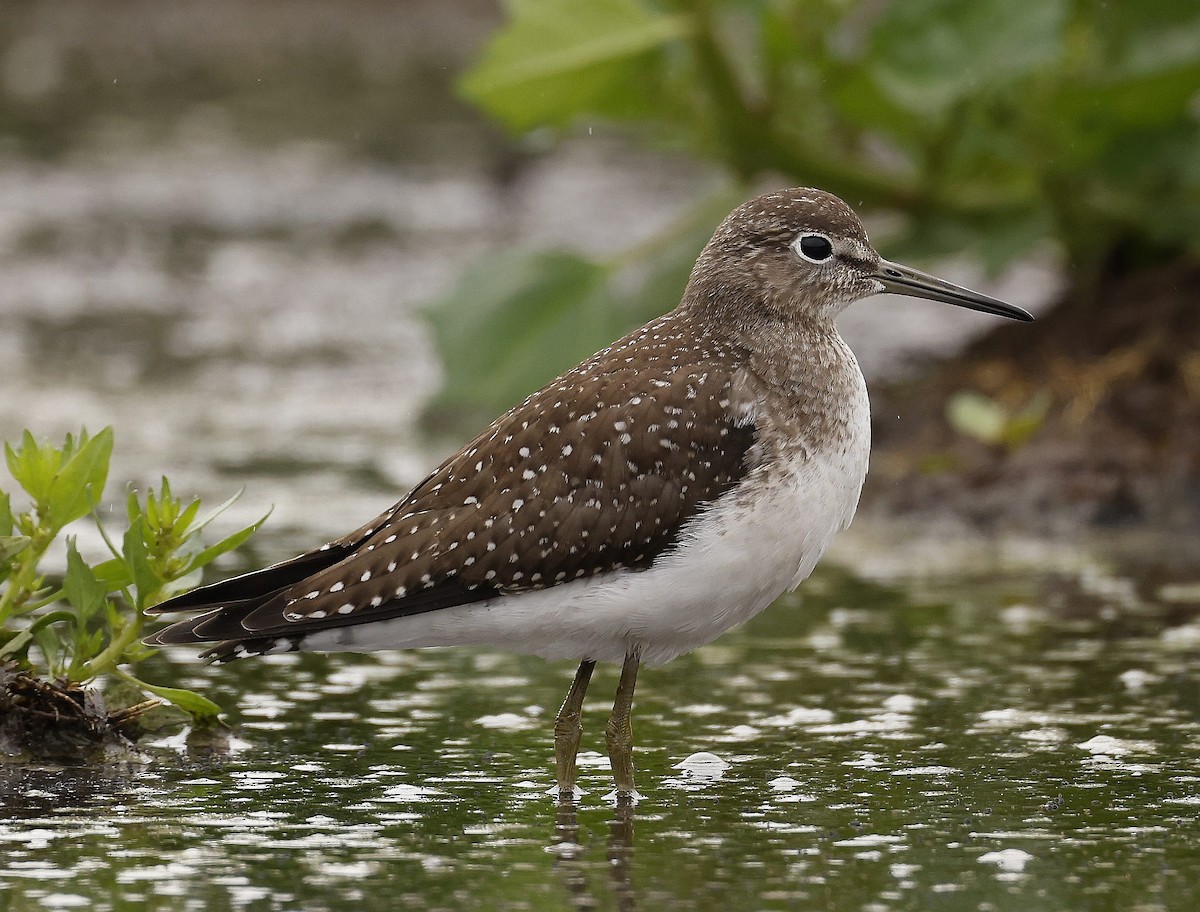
[[732, 313, 866, 456]]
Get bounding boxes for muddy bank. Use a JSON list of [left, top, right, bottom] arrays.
[[0, 663, 234, 762], [866, 260, 1200, 531], [0, 664, 148, 761]]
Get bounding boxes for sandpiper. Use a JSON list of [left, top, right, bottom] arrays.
[[147, 188, 1031, 797]]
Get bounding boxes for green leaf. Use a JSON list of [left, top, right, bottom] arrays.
[[6, 430, 58, 507], [46, 426, 113, 533], [460, 0, 690, 131], [0, 628, 33, 661], [134, 679, 223, 722], [91, 556, 134, 591], [181, 512, 271, 579], [424, 250, 622, 425], [423, 185, 746, 427], [122, 516, 160, 611], [946, 391, 1007, 445], [63, 539, 109, 622], [867, 0, 1069, 114], [32, 623, 61, 676], [1000, 392, 1052, 449], [0, 610, 75, 661], [145, 485, 161, 531], [0, 490, 12, 534], [0, 534, 30, 563], [1086, 0, 1200, 79], [176, 497, 201, 535], [191, 490, 243, 533]]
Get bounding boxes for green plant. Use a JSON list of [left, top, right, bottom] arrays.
[[425, 188, 744, 425], [429, 0, 1200, 423], [946, 390, 1051, 450], [0, 428, 266, 722]]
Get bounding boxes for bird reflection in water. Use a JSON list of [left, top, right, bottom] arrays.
[[552, 796, 638, 912]]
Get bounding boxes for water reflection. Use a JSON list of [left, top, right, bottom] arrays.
[[552, 797, 637, 912]]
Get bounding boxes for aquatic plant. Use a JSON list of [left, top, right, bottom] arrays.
[[0, 427, 265, 740]]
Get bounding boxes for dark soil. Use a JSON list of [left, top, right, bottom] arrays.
[[0, 663, 153, 762], [866, 259, 1200, 530]]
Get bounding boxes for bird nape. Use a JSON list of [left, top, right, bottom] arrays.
[[146, 187, 1032, 800]]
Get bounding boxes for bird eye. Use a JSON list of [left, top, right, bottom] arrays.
[[795, 234, 834, 263]]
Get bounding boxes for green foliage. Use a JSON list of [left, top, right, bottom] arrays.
[[460, 0, 690, 131], [425, 188, 743, 423], [867, 0, 1070, 114], [0, 428, 266, 723], [5, 427, 113, 536], [464, 0, 1200, 261], [427, 251, 616, 424], [431, 0, 1200, 421], [946, 390, 1051, 450]]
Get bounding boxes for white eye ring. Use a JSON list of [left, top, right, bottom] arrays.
[[792, 233, 834, 264]]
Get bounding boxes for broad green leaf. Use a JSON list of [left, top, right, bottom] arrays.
[[424, 186, 747, 428], [1087, 0, 1200, 79], [867, 0, 1069, 114], [882, 208, 1051, 278], [33, 623, 61, 675], [46, 426, 113, 533], [425, 250, 621, 425], [461, 0, 690, 131], [92, 556, 134, 591], [63, 539, 109, 622], [1059, 62, 1200, 132]]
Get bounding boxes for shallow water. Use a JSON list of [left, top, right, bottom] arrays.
[[3, 548, 1198, 911]]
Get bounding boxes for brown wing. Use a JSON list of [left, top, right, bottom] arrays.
[[148, 315, 760, 648]]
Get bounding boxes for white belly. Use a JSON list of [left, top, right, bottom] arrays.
[[305, 425, 870, 666]]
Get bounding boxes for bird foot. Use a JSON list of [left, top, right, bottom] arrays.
[[602, 788, 643, 807]]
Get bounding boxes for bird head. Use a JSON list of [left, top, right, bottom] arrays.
[[688, 188, 1033, 325]]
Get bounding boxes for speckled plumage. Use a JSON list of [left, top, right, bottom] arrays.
[[147, 188, 1025, 672]]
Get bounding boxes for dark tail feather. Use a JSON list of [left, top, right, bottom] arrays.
[[143, 609, 216, 647], [145, 597, 305, 661], [146, 545, 351, 615], [144, 596, 278, 647]]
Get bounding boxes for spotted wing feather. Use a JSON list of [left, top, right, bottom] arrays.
[[148, 314, 760, 651]]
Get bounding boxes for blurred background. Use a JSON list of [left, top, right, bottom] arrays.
[[0, 0, 1197, 553]]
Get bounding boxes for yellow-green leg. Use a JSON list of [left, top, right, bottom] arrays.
[[605, 648, 641, 797], [554, 659, 595, 797]]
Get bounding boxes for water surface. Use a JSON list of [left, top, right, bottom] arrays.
[[3, 546, 1198, 911]]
